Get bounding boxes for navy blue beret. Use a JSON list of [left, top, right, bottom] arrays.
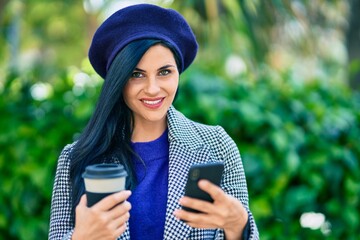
[[88, 4, 198, 79]]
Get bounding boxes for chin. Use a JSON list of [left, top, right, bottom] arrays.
[[148, 110, 169, 120]]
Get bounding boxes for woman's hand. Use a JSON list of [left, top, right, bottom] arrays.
[[174, 180, 248, 240], [72, 190, 132, 240]]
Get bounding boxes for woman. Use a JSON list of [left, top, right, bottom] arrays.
[[49, 4, 259, 240]]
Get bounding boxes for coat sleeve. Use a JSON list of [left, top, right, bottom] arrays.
[[215, 126, 259, 240], [48, 144, 75, 240]]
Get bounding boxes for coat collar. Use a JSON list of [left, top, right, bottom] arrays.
[[167, 105, 204, 151], [163, 106, 213, 239]]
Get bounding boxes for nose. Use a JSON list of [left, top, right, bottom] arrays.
[[144, 76, 160, 95]]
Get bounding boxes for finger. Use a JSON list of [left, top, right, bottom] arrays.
[[93, 190, 132, 211], [174, 208, 215, 227], [113, 223, 127, 239], [186, 221, 218, 229], [79, 194, 87, 206], [111, 211, 130, 230], [198, 180, 226, 202], [174, 208, 202, 222], [108, 201, 132, 220], [175, 206, 227, 230], [75, 194, 88, 215], [180, 196, 213, 214]]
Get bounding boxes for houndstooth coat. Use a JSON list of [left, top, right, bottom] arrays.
[[49, 106, 259, 240]]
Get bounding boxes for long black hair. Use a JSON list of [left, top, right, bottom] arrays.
[[69, 39, 181, 218]]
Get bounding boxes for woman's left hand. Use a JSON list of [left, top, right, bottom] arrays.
[[173, 180, 248, 240]]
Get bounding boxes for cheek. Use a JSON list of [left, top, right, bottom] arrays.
[[169, 78, 179, 94]]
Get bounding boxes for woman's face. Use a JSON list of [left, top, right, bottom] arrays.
[[123, 44, 179, 128]]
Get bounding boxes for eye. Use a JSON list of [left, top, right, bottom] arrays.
[[159, 69, 170, 76], [131, 72, 144, 78]]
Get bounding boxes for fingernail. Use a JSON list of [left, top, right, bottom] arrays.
[[198, 179, 208, 187], [116, 190, 131, 200], [173, 210, 180, 218]]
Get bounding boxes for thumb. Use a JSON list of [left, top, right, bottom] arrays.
[[79, 194, 87, 206]]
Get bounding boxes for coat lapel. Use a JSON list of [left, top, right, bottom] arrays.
[[118, 221, 130, 240], [163, 141, 212, 239], [163, 106, 213, 239]]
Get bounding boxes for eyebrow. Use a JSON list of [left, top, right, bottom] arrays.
[[134, 64, 176, 72]]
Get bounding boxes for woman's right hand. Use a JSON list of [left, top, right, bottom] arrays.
[[72, 190, 132, 240]]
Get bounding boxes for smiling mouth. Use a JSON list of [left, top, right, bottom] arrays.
[[140, 98, 165, 108], [142, 99, 163, 105]]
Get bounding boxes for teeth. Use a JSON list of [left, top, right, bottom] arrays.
[[143, 99, 162, 105]]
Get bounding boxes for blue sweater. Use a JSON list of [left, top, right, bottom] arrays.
[[129, 129, 169, 240]]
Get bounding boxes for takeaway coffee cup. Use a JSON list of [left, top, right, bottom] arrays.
[[82, 163, 128, 207]]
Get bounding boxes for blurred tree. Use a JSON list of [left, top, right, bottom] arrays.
[[175, 0, 358, 89], [346, 0, 360, 89], [0, 0, 10, 16]]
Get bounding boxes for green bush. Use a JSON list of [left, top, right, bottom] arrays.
[[0, 62, 100, 239], [175, 67, 360, 239], [0, 63, 359, 239]]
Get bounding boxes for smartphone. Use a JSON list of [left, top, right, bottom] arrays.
[[182, 162, 224, 213]]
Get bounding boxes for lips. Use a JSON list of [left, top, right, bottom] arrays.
[[140, 97, 164, 109]]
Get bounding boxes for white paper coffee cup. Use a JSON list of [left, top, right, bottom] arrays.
[[82, 163, 127, 207]]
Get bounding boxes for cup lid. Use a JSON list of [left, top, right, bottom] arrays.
[[82, 163, 128, 179]]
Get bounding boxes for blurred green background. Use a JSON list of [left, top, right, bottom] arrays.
[[0, 0, 359, 239]]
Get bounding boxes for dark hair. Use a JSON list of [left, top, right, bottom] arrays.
[[69, 39, 181, 219]]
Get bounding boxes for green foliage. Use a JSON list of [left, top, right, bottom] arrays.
[[0, 62, 101, 239], [2, 60, 359, 239], [175, 67, 360, 239]]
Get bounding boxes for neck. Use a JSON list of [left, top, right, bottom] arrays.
[[131, 118, 167, 142]]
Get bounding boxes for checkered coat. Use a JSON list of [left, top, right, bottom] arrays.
[[49, 106, 259, 239]]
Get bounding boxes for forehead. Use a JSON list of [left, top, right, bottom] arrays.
[[136, 44, 176, 67]]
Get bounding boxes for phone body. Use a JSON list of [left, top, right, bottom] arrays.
[[182, 162, 224, 213]]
